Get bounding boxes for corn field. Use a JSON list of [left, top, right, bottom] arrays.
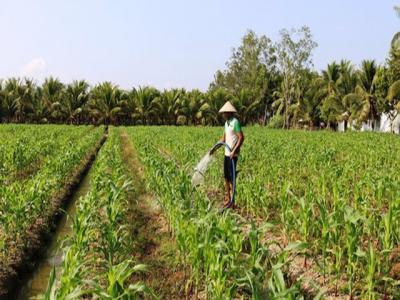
[[0, 125, 399, 299], [0, 125, 103, 275], [38, 128, 156, 299], [126, 126, 400, 299]]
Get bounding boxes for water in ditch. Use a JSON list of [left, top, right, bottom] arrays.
[[17, 166, 93, 300]]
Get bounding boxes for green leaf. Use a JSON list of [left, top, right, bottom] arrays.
[[283, 242, 310, 252]]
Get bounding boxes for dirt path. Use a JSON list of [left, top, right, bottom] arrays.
[[120, 132, 188, 299]]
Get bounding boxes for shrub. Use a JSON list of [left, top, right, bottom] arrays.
[[267, 115, 284, 129]]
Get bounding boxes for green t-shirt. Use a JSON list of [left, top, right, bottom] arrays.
[[224, 117, 241, 156]]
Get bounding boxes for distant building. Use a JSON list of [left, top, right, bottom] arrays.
[[338, 112, 400, 134], [379, 112, 400, 134]]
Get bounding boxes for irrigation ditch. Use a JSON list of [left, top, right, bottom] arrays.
[[2, 130, 187, 299], [17, 166, 94, 299], [0, 133, 106, 299]]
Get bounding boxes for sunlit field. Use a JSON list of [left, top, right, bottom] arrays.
[[1, 125, 399, 299], [126, 126, 399, 299]]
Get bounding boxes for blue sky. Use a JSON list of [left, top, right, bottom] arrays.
[[0, 0, 399, 91]]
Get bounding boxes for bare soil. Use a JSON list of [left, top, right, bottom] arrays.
[[120, 132, 188, 299]]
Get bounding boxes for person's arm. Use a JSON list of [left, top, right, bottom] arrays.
[[230, 130, 244, 159], [210, 133, 225, 155]]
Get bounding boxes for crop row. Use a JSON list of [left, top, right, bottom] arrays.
[[1, 124, 398, 299], [38, 128, 156, 299], [0, 125, 103, 277], [0, 125, 97, 181], [127, 126, 399, 299], [126, 126, 312, 299]]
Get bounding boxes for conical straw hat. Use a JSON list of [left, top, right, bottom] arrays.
[[219, 101, 237, 113]]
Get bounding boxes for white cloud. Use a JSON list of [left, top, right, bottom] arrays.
[[21, 58, 48, 77], [163, 82, 172, 90], [163, 82, 185, 91]]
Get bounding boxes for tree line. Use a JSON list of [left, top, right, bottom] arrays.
[[1, 24, 400, 130]]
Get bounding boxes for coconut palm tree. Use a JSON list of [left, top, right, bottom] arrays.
[[356, 60, 379, 129], [272, 69, 314, 129], [231, 88, 250, 123], [271, 81, 286, 122], [122, 88, 139, 125], [135, 86, 161, 125], [30, 86, 50, 124], [291, 74, 325, 130], [41, 77, 65, 123], [388, 80, 400, 113], [232, 88, 266, 125], [158, 88, 184, 125], [256, 70, 282, 126], [200, 88, 232, 125], [387, 79, 400, 131], [390, 32, 400, 61], [3, 78, 21, 123], [387, 6, 400, 89], [318, 60, 360, 129], [318, 62, 342, 127], [53, 80, 89, 125], [89, 81, 127, 126], [392, 6, 400, 59], [340, 93, 364, 130], [178, 89, 204, 125], [9, 78, 36, 123], [322, 62, 341, 95], [60, 80, 91, 125]]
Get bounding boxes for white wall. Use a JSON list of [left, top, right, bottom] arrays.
[[337, 113, 400, 134], [380, 112, 400, 134]]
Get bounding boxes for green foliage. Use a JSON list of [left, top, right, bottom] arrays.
[[2, 124, 400, 299], [35, 128, 157, 299], [127, 126, 399, 299], [274, 26, 318, 128], [0, 125, 103, 269], [267, 114, 284, 128]]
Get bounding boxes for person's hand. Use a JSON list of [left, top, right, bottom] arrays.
[[229, 151, 235, 159]]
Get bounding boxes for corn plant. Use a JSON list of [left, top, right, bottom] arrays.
[[86, 261, 158, 299], [124, 126, 400, 299], [238, 220, 273, 298], [378, 203, 396, 298], [37, 127, 156, 299], [357, 241, 380, 300], [0, 125, 103, 276], [278, 182, 296, 247], [315, 199, 334, 282], [293, 196, 315, 267], [266, 242, 309, 299]]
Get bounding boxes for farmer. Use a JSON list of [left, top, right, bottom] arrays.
[[209, 101, 244, 208]]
